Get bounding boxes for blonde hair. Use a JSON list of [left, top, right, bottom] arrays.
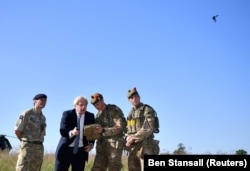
[[73, 96, 88, 106]]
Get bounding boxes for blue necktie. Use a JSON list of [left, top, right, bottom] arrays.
[[73, 115, 81, 154]]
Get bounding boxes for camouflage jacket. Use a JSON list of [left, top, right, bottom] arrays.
[[95, 104, 126, 139], [14, 108, 46, 142], [126, 103, 157, 143]]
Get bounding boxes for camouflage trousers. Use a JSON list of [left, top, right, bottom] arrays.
[[91, 138, 124, 171], [127, 139, 160, 171], [127, 144, 144, 171], [16, 141, 44, 171]]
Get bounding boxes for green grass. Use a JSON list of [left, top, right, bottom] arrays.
[[0, 150, 128, 171]]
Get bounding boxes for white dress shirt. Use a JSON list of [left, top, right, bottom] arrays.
[[69, 113, 85, 147]]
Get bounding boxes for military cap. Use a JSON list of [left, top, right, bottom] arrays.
[[33, 94, 47, 100], [127, 87, 139, 98], [90, 93, 103, 104]]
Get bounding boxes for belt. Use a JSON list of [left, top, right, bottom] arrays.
[[22, 141, 43, 145]]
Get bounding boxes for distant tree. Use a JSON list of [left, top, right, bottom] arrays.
[[173, 143, 187, 155], [235, 149, 247, 155]]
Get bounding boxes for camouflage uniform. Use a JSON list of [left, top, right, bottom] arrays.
[[91, 104, 125, 171], [14, 108, 46, 171], [126, 103, 160, 171]]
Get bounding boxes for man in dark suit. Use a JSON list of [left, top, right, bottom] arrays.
[[54, 96, 95, 171]]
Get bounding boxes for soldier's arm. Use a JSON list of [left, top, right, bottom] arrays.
[[102, 109, 125, 137], [14, 111, 28, 141], [132, 107, 155, 142], [15, 130, 22, 141]]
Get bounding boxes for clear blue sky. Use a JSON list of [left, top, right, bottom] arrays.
[[1, 0, 249, 155]]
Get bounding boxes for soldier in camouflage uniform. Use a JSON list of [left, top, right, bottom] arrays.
[[90, 93, 126, 171], [125, 87, 160, 171], [14, 94, 47, 171]]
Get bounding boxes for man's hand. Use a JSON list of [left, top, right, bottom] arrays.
[[71, 127, 80, 136], [84, 143, 94, 152]]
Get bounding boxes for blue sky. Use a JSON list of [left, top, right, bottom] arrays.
[[1, 0, 249, 154]]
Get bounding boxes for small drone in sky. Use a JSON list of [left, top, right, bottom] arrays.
[[212, 15, 219, 22]]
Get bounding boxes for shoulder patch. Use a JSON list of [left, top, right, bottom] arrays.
[[19, 115, 23, 119]]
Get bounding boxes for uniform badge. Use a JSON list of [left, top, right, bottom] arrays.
[[19, 115, 23, 119]]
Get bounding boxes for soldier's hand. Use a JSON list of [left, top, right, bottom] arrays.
[[126, 136, 135, 147], [94, 125, 103, 134]]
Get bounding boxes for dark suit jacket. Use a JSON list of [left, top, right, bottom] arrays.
[[55, 109, 95, 161]]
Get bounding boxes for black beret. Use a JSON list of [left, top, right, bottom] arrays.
[[127, 87, 139, 98], [33, 94, 47, 100], [90, 93, 103, 104]]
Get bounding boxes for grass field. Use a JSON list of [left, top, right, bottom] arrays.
[[0, 150, 129, 171]]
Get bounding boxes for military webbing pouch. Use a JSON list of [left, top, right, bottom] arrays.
[[142, 139, 160, 156], [143, 104, 160, 134], [154, 114, 160, 133]]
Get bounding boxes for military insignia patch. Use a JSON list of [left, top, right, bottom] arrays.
[[19, 115, 23, 119]]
